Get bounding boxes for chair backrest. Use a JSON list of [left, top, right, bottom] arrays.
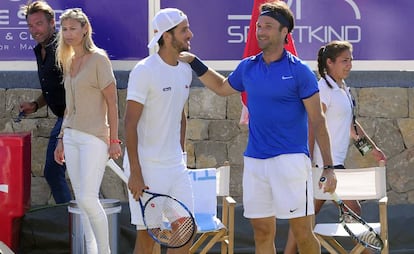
[[188, 168, 224, 231], [189, 168, 217, 216], [312, 165, 387, 200], [216, 164, 230, 196]]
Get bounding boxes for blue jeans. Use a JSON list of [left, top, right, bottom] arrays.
[[44, 117, 72, 203]]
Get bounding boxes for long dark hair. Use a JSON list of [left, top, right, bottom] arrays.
[[317, 40, 352, 88]]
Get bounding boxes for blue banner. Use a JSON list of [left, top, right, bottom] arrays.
[[0, 0, 148, 60], [1, 0, 413, 61], [166, 0, 414, 61]]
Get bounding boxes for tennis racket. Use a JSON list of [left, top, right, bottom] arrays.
[[106, 159, 196, 248], [320, 176, 384, 252]]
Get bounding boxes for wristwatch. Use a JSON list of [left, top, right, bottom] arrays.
[[323, 165, 335, 170]]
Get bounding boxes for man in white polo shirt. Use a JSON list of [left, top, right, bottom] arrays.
[[123, 8, 194, 254]]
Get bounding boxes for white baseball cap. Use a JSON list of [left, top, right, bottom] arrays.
[[147, 8, 188, 48]]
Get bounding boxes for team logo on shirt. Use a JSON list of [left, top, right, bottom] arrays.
[[162, 85, 189, 91]]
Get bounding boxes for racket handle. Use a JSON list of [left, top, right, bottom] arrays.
[[106, 159, 129, 183], [320, 176, 341, 203], [330, 192, 341, 203]]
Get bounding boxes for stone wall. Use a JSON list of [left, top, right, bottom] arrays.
[[0, 86, 413, 206]]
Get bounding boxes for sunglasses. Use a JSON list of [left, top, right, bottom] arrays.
[[14, 111, 25, 123]]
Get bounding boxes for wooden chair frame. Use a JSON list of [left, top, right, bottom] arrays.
[[189, 195, 236, 254]]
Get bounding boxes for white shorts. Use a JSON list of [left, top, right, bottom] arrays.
[[243, 153, 314, 219], [125, 163, 194, 230]]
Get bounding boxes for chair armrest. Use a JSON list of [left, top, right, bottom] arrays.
[[221, 196, 236, 252], [378, 196, 389, 252], [379, 196, 388, 205], [221, 196, 236, 229], [225, 196, 237, 206]]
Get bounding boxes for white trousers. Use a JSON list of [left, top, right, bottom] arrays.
[[63, 128, 110, 254]]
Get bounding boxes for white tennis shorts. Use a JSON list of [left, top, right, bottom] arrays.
[[243, 153, 314, 219], [126, 163, 194, 230]]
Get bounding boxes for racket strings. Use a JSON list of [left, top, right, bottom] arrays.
[[358, 230, 383, 249], [344, 225, 383, 251], [168, 216, 195, 246], [340, 209, 383, 251], [143, 196, 195, 248]]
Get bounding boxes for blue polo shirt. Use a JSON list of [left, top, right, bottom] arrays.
[[228, 50, 319, 159]]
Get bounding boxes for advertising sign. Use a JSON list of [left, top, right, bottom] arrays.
[[0, 0, 413, 62], [166, 0, 414, 61], [0, 0, 148, 60]]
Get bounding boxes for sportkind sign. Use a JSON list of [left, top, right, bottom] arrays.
[[0, 0, 413, 69]]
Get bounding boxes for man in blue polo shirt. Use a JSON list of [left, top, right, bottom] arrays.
[[180, 1, 337, 253], [19, 1, 71, 204]]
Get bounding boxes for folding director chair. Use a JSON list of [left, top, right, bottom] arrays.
[[312, 162, 388, 254]]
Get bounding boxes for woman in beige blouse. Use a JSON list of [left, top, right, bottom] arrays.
[[54, 8, 121, 254]]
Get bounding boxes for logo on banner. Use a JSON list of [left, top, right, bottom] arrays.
[[227, 0, 362, 45], [294, 0, 362, 44], [0, 1, 66, 57]]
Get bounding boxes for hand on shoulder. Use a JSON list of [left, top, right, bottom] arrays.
[[178, 51, 196, 63]]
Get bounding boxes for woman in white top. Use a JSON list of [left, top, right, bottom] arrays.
[[284, 40, 386, 254], [312, 40, 386, 213]]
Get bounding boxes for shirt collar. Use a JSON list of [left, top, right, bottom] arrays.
[[325, 75, 344, 90]]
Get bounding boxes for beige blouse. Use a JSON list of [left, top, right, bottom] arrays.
[[61, 51, 116, 143]]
